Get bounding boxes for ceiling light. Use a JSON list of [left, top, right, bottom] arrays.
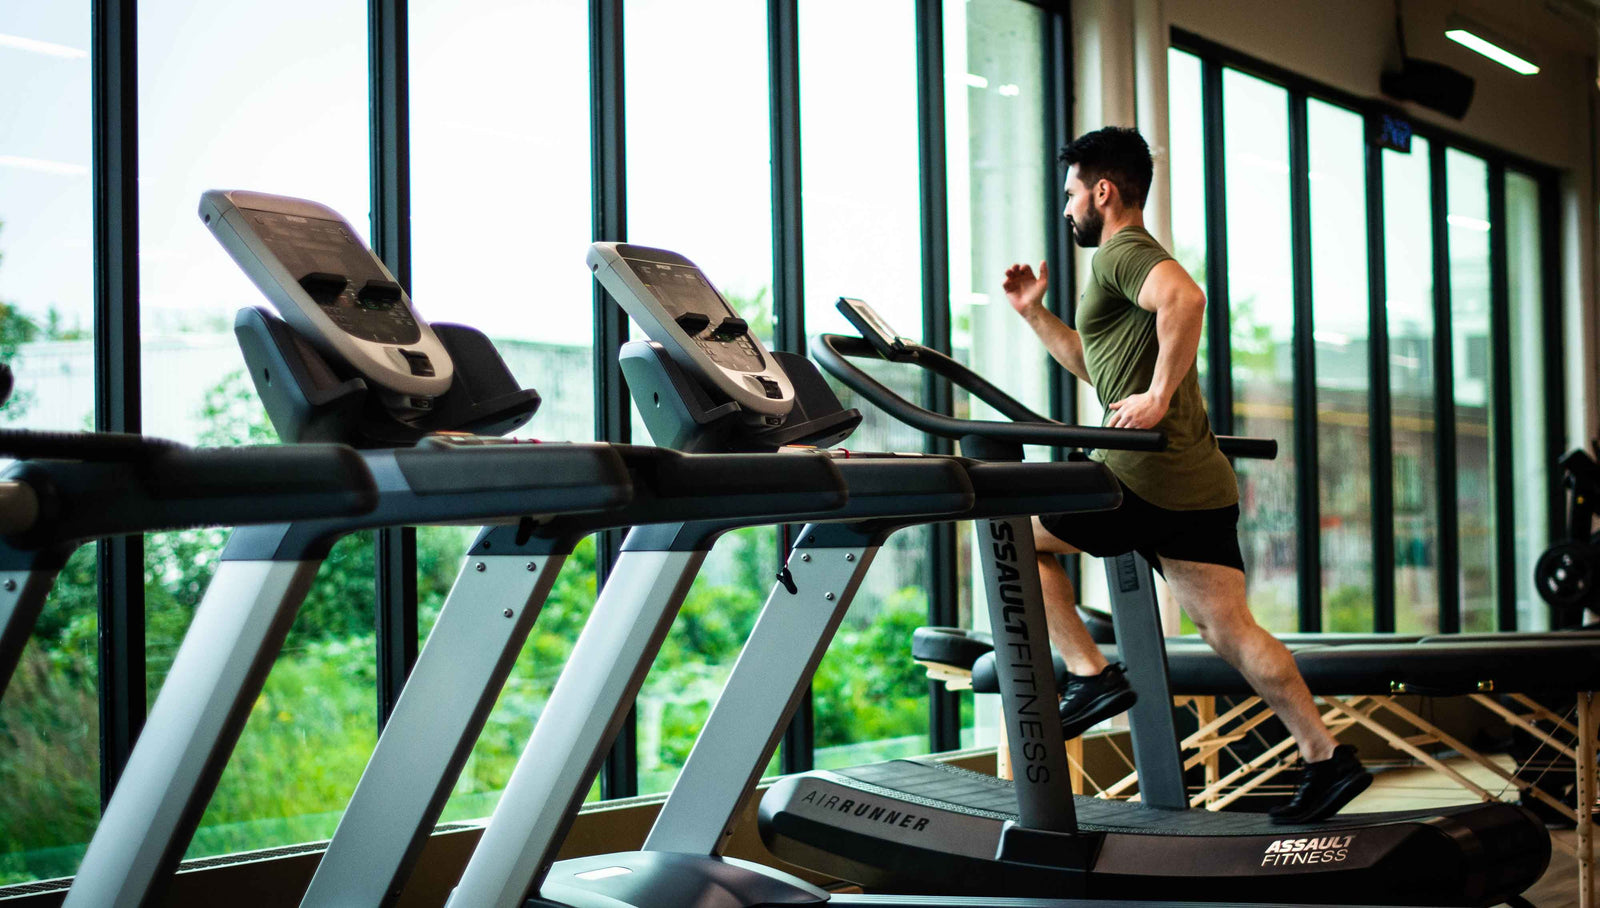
[[0, 32, 88, 59], [965, 73, 989, 89], [1445, 16, 1539, 74]]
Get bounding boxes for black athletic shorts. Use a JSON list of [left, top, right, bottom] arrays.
[[1038, 479, 1245, 575]]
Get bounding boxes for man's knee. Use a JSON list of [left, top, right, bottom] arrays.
[[1031, 516, 1079, 555]]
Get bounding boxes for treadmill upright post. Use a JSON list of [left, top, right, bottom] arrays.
[[977, 514, 1080, 833], [63, 553, 323, 907], [643, 527, 876, 855], [1103, 551, 1186, 808], [445, 541, 709, 908], [299, 532, 571, 908]]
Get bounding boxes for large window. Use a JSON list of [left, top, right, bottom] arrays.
[[1446, 149, 1494, 631], [1223, 69, 1297, 632], [0, 3, 98, 884], [1168, 49, 1208, 394], [626, 0, 778, 794], [137, 0, 375, 860], [1173, 32, 1560, 635], [946, 0, 1052, 748], [1306, 99, 1373, 631], [1383, 138, 1439, 634], [1505, 170, 1548, 631], [802, 0, 931, 769], [408, 0, 596, 821]]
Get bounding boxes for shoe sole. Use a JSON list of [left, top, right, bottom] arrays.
[[1060, 687, 1137, 740], [1269, 770, 1374, 825]]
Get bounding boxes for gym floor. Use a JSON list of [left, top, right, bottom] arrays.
[[1351, 756, 1585, 906]]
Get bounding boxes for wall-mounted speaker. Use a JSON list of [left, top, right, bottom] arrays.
[[1381, 57, 1476, 119]]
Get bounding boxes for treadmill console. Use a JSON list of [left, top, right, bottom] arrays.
[[588, 243, 793, 420], [200, 190, 453, 408]]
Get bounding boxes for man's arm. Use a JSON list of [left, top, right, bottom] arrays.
[[1105, 259, 1205, 429], [1003, 261, 1092, 384]]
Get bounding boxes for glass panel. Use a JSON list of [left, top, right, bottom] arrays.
[[137, 0, 373, 858], [0, 9, 97, 880], [1383, 137, 1438, 633], [410, 0, 597, 818], [1505, 170, 1548, 631], [1223, 69, 1296, 632], [1168, 48, 1208, 398], [1446, 149, 1493, 631], [623, 0, 775, 795], [803, 0, 930, 767], [945, 0, 1049, 749], [1306, 100, 1372, 631]]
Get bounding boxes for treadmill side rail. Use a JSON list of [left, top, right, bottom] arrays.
[[300, 552, 570, 908], [447, 547, 708, 908], [63, 558, 322, 908]]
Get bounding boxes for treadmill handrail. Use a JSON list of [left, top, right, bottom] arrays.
[[812, 334, 1164, 452], [811, 334, 1278, 460], [0, 439, 379, 548]]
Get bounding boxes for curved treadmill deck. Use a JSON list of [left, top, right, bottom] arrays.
[[762, 759, 1548, 906]]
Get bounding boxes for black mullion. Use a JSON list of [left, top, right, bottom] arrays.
[[1200, 59, 1232, 434], [1044, 2, 1079, 592], [368, 0, 417, 727], [92, 0, 144, 804], [1539, 174, 1566, 604], [1429, 140, 1459, 635], [1287, 92, 1320, 632], [769, 0, 804, 358], [1366, 139, 1396, 633], [768, 0, 814, 775], [915, 0, 959, 755], [1487, 163, 1515, 631], [590, 0, 636, 800]]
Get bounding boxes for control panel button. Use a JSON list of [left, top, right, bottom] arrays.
[[674, 312, 711, 335]]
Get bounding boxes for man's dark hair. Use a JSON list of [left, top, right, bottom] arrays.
[[1059, 127, 1153, 209]]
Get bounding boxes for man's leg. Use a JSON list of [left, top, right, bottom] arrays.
[[1160, 556, 1336, 762], [1031, 517, 1109, 676]]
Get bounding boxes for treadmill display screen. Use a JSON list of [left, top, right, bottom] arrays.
[[242, 207, 421, 345], [625, 257, 764, 373]]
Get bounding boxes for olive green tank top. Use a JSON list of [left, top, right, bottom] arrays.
[[1079, 226, 1237, 511]]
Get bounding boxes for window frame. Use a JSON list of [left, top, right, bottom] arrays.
[[1171, 27, 1564, 633]]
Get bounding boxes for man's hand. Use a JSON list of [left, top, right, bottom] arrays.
[[1106, 390, 1168, 429], [1003, 260, 1049, 315]]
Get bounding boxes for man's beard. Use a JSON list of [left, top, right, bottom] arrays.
[[1069, 208, 1105, 247]]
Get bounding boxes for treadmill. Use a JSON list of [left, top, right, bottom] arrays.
[[0, 426, 377, 704], [749, 301, 1552, 906], [437, 245, 1314, 908], [58, 192, 853, 908]]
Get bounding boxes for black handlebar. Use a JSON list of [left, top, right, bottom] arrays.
[[811, 334, 1278, 461], [0, 428, 185, 462], [812, 334, 1166, 452]]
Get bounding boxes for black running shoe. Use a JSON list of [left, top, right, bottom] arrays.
[[1269, 745, 1373, 824], [1058, 662, 1137, 740]]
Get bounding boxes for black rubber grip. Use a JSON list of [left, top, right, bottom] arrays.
[[393, 443, 629, 496], [811, 334, 1165, 452], [0, 428, 185, 462], [631, 448, 847, 500], [1215, 435, 1278, 460], [961, 460, 1121, 518], [5, 443, 379, 546]]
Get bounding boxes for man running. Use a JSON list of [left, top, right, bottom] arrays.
[[1003, 126, 1370, 824]]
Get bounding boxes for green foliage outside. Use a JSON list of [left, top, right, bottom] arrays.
[[0, 363, 934, 882]]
